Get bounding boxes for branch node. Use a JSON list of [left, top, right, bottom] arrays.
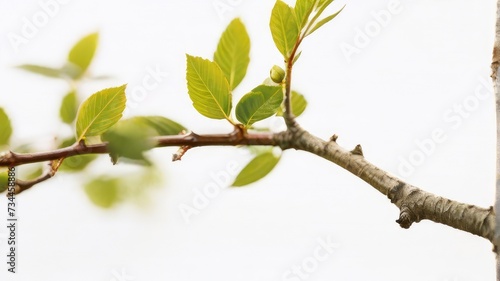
[[329, 134, 338, 142], [350, 144, 363, 156], [77, 138, 86, 148], [0, 151, 15, 166], [396, 205, 417, 229]]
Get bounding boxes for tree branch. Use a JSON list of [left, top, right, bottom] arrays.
[[283, 126, 495, 242], [14, 164, 55, 194], [0, 121, 495, 243], [0, 129, 278, 167]]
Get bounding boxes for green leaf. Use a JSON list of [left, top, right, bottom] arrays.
[[186, 55, 232, 120], [292, 51, 302, 65], [0, 168, 8, 193], [60, 154, 98, 171], [58, 137, 97, 172], [316, 0, 334, 14], [101, 116, 185, 164], [75, 84, 127, 142], [306, 6, 344, 37], [295, 0, 315, 29], [214, 18, 250, 90], [236, 85, 283, 127], [60, 91, 78, 124], [0, 108, 12, 146], [232, 151, 281, 187], [68, 32, 99, 78], [16, 64, 66, 79], [277, 90, 308, 117], [84, 177, 120, 208], [136, 116, 186, 135], [270, 0, 300, 59], [102, 118, 157, 164]]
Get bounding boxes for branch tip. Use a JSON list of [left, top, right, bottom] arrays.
[[172, 145, 191, 161], [329, 134, 338, 142]]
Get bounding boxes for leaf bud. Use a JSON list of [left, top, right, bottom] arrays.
[[270, 65, 285, 83]]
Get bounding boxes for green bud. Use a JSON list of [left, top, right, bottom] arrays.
[[270, 65, 285, 83]]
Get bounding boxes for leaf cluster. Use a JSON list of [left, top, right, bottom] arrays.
[[1, 0, 343, 201]]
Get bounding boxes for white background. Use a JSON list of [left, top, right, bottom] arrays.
[[0, 0, 497, 280]]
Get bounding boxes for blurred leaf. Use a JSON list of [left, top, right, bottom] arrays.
[[16, 64, 66, 79], [186, 55, 232, 120], [277, 90, 307, 117], [60, 155, 97, 171], [295, 0, 315, 29], [232, 151, 281, 187], [75, 84, 127, 142], [60, 90, 78, 124], [11, 144, 31, 153], [60, 63, 85, 80], [0, 108, 12, 146], [24, 166, 43, 180], [270, 0, 299, 59], [137, 116, 186, 135], [0, 169, 7, 193], [68, 32, 99, 78], [84, 177, 120, 208], [89, 74, 113, 80], [101, 116, 185, 164], [213, 18, 250, 90], [119, 168, 163, 206], [58, 137, 97, 172], [102, 118, 156, 164], [236, 85, 283, 127], [306, 6, 344, 37], [84, 168, 163, 208]]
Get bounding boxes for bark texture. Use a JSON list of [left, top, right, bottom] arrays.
[[492, 0, 500, 278]]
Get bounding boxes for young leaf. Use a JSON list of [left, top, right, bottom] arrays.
[[270, 0, 300, 59], [75, 84, 127, 142], [102, 118, 157, 164], [136, 116, 186, 135], [236, 85, 283, 127], [316, 0, 334, 14], [84, 177, 120, 208], [186, 55, 232, 120], [16, 64, 66, 79], [0, 108, 12, 146], [292, 51, 302, 65], [214, 18, 250, 90], [295, 0, 316, 29], [68, 32, 99, 78], [277, 91, 308, 117], [232, 151, 281, 187], [60, 90, 78, 124], [306, 6, 344, 37]]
